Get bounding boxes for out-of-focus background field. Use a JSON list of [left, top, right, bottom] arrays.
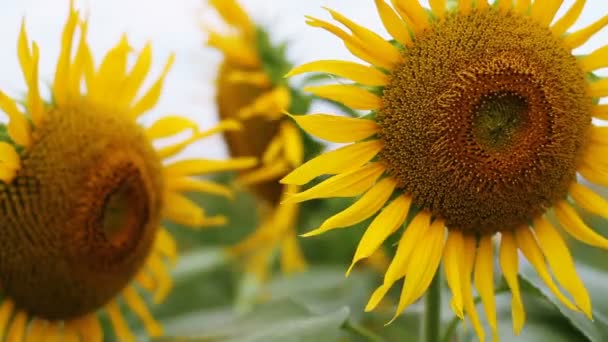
[[1, 1, 608, 341]]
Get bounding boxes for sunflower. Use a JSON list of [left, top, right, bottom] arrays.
[[282, 0, 608, 340], [0, 4, 255, 341], [206, 0, 309, 281]]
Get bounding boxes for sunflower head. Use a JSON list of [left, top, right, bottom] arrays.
[[0, 4, 254, 340], [282, 0, 608, 339]]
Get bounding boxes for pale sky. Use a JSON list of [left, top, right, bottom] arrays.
[[0, 0, 607, 158]]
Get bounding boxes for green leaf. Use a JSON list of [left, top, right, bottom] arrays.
[[155, 299, 350, 342], [520, 265, 608, 342]]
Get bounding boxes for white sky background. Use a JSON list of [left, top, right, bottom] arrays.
[[0, 0, 607, 159]]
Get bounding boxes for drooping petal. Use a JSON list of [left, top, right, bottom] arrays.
[[579, 45, 608, 72], [552, 0, 586, 37], [515, 226, 579, 312], [67, 314, 103, 342], [533, 216, 592, 318], [500, 230, 526, 335], [390, 0, 429, 32], [280, 233, 308, 274], [443, 230, 466, 319], [280, 121, 304, 167], [390, 219, 446, 323], [281, 140, 383, 185], [554, 200, 608, 249], [302, 177, 396, 237], [209, 0, 254, 35], [347, 195, 411, 275], [155, 227, 178, 263], [106, 301, 135, 342], [0, 91, 31, 147], [474, 235, 498, 341], [147, 254, 173, 303], [53, 4, 79, 106], [207, 32, 259, 67], [286, 60, 389, 86], [122, 286, 163, 337], [0, 300, 15, 341], [304, 84, 382, 110], [282, 163, 385, 204], [166, 177, 233, 200], [286, 113, 379, 143], [365, 211, 431, 311], [238, 86, 290, 119], [146, 116, 198, 139], [7, 310, 28, 342], [237, 160, 291, 185], [26, 43, 44, 126], [163, 192, 226, 227], [462, 235, 485, 342]]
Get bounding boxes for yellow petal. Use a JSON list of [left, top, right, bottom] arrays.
[[324, 7, 401, 68], [347, 195, 411, 275], [305, 16, 389, 68], [280, 121, 304, 167], [123, 286, 163, 337], [155, 227, 178, 263], [555, 200, 608, 249], [592, 105, 608, 120], [238, 86, 290, 119], [443, 230, 465, 319], [53, 4, 79, 106], [227, 70, 271, 87], [530, 0, 562, 27], [0, 300, 15, 341], [164, 157, 257, 176], [26, 43, 44, 126], [286, 60, 389, 86], [552, 0, 586, 37], [68, 314, 103, 342], [7, 310, 27, 342], [146, 116, 198, 139], [429, 0, 447, 18], [89, 35, 131, 102], [118, 42, 152, 107], [578, 164, 608, 187], [474, 235, 498, 341], [564, 14, 608, 49], [0, 91, 31, 147], [477, 0, 490, 10], [209, 0, 254, 35], [514, 0, 530, 13], [166, 177, 233, 200], [106, 300, 135, 342], [589, 78, 608, 98], [498, 0, 513, 11], [374, 0, 412, 46], [163, 192, 226, 227], [237, 160, 290, 185], [280, 233, 308, 274], [462, 235, 485, 342], [0, 142, 21, 171], [390, 0, 429, 32], [302, 177, 396, 237], [515, 226, 578, 311], [304, 84, 381, 110], [365, 211, 431, 311], [147, 254, 173, 303], [25, 319, 47, 342], [500, 230, 526, 335], [207, 32, 259, 67], [262, 132, 284, 164], [281, 140, 383, 186], [286, 113, 379, 143], [580, 45, 608, 73], [69, 19, 90, 100], [18, 19, 32, 83], [283, 162, 385, 204], [459, 0, 473, 14], [129, 54, 175, 118], [391, 219, 446, 323], [569, 182, 608, 219], [533, 216, 592, 318]]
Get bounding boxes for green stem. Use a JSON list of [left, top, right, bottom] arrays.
[[421, 272, 442, 342], [343, 320, 386, 342]]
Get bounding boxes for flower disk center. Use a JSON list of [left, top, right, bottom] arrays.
[[378, 10, 592, 234], [0, 104, 163, 320]]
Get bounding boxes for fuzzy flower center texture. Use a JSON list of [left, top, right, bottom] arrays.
[[378, 10, 591, 234]]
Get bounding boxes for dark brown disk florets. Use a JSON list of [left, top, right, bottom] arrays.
[[378, 9, 592, 234]]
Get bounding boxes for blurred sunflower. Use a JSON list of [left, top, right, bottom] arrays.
[[283, 0, 608, 340], [0, 4, 255, 341], [205, 0, 309, 281]]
